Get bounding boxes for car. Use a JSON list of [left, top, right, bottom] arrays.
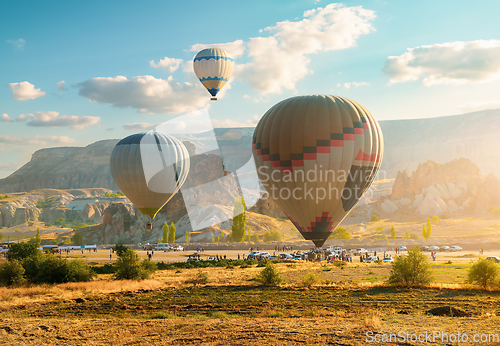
[[420, 246, 430, 251], [206, 256, 216, 261], [247, 251, 261, 259], [353, 248, 368, 255], [269, 255, 279, 261], [278, 253, 293, 260], [293, 255, 304, 261], [187, 257, 200, 262], [397, 246, 407, 251], [382, 256, 394, 263], [259, 252, 270, 257], [449, 246, 462, 252], [172, 245, 184, 251], [486, 256, 500, 263], [366, 256, 379, 263], [428, 246, 439, 251], [439, 246, 450, 252]]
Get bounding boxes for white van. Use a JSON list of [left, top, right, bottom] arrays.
[[155, 243, 171, 251]]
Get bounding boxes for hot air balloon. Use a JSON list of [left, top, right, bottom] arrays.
[[193, 48, 234, 101], [252, 95, 383, 247], [110, 131, 190, 229]]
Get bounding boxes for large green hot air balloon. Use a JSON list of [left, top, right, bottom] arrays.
[[110, 131, 190, 222], [252, 95, 383, 247]]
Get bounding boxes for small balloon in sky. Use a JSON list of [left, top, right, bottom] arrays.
[[193, 48, 234, 101]]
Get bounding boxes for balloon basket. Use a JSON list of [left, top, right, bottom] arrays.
[[210, 97, 217, 101], [146, 222, 152, 230]]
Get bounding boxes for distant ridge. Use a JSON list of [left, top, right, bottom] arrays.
[[1, 108, 499, 192]]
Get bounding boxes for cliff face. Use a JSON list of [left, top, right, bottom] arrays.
[[0, 140, 119, 192], [380, 159, 500, 217], [379, 108, 500, 178]]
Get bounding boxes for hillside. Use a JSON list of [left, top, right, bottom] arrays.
[[1, 108, 500, 193]]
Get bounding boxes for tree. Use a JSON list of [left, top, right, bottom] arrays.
[[431, 215, 440, 223], [35, 228, 41, 248], [114, 248, 156, 280], [162, 222, 169, 243], [231, 196, 247, 242], [422, 219, 431, 242], [370, 214, 379, 222], [0, 232, 3, 241], [211, 235, 215, 244], [255, 262, 284, 286], [185, 231, 190, 244], [0, 260, 25, 286], [6, 242, 41, 261], [390, 226, 396, 240], [220, 232, 225, 243], [72, 231, 84, 246], [168, 222, 176, 244], [331, 228, 351, 241], [467, 258, 499, 289], [389, 247, 432, 287]]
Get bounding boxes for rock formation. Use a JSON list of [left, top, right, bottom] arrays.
[[380, 159, 500, 216]]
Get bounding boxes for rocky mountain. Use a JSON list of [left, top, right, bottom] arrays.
[[2, 108, 500, 194], [379, 158, 500, 217]]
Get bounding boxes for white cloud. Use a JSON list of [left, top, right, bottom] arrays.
[[16, 114, 29, 122], [123, 122, 155, 130], [1, 114, 13, 123], [6, 38, 25, 49], [57, 80, 67, 91], [190, 39, 246, 58], [0, 135, 75, 145], [458, 100, 500, 113], [6, 81, 46, 100], [343, 81, 369, 89], [383, 40, 500, 86], [150, 57, 184, 72], [77, 75, 209, 114], [26, 111, 100, 130], [236, 4, 375, 94], [211, 115, 261, 128]]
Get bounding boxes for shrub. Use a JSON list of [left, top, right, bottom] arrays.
[[301, 272, 321, 288], [6, 242, 41, 261], [255, 262, 284, 286], [91, 263, 116, 274], [22, 252, 44, 282], [409, 232, 419, 240], [187, 270, 209, 286], [431, 215, 440, 223], [333, 261, 347, 269], [35, 255, 72, 284], [0, 260, 25, 286], [114, 248, 156, 280], [263, 230, 282, 242], [67, 260, 96, 282], [388, 247, 432, 287], [467, 258, 499, 289], [113, 244, 128, 256], [370, 214, 379, 222]]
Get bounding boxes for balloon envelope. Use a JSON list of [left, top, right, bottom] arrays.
[[110, 132, 190, 220], [252, 95, 383, 247], [193, 48, 234, 98]]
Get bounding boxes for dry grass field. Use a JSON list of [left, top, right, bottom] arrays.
[[1, 260, 500, 345]]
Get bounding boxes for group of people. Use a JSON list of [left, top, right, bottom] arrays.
[[274, 245, 293, 252]]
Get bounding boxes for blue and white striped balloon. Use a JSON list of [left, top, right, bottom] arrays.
[[193, 48, 234, 100]]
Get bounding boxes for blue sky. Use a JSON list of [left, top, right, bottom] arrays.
[[1, 0, 500, 178]]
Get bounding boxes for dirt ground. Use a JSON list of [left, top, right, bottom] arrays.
[[59, 248, 499, 264]]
